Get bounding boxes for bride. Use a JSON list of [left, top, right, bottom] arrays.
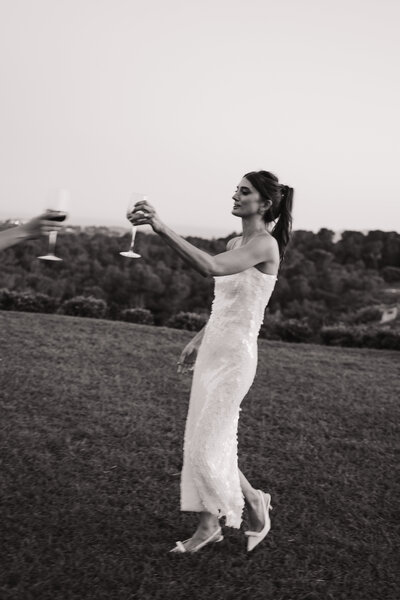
[[129, 170, 294, 553]]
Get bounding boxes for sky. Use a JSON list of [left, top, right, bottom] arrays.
[[0, 0, 399, 237]]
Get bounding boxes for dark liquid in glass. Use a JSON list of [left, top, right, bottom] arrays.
[[46, 211, 67, 222]]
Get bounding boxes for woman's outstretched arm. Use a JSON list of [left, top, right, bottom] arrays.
[[158, 223, 275, 276], [0, 214, 63, 251], [156, 222, 215, 277], [129, 201, 274, 277]]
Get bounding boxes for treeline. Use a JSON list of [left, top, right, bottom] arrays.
[[0, 226, 399, 348]]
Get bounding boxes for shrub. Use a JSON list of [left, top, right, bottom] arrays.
[[120, 308, 154, 325], [0, 289, 58, 313], [320, 325, 362, 347], [382, 266, 400, 283], [0, 289, 16, 310], [259, 322, 281, 341], [320, 324, 400, 350], [361, 328, 400, 351], [274, 318, 315, 343], [59, 296, 107, 319], [165, 311, 207, 331], [353, 306, 383, 324]]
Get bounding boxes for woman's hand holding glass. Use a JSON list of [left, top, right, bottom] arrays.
[[120, 195, 165, 258], [128, 199, 164, 234], [22, 213, 65, 239], [177, 340, 199, 374]]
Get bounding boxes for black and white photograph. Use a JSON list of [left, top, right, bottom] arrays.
[[0, 0, 399, 598]]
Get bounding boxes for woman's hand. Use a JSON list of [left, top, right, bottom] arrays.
[[177, 340, 199, 374], [21, 213, 64, 238], [128, 200, 165, 234]]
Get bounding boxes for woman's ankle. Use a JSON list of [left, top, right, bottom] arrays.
[[198, 520, 219, 532]]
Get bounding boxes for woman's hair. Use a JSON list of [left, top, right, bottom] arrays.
[[243, 170, 294, 263]]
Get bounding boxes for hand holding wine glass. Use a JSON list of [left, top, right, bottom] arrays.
[[119, 193, 147, 258], [0, 213, 64, 252], [120, 192, 164, 257], [128, 198, 163, 233], [38, 188, 69, 261], [21, 213, 64, 238]]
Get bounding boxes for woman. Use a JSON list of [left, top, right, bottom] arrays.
[[130, 170, 294, 553]]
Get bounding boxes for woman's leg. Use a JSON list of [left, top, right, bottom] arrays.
[[174, 510, 220, 552], [194, 468, 262, 534], [190, 468, 264, 541], [177, 471, 265, 550], [197, 511, 220, 532]]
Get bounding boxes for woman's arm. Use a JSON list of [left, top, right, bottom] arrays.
[[156, 223, 214, 277], [130, 201, 274, 277], [212, 236, 277, 276], [0, 215, 63, 251], [0, 225, 31, 251], [191, 323, 207, 347], [157, 223, 275, 277]]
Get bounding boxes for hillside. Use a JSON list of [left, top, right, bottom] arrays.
[[0, 227, 399, 331], [1, 312, 399, 600]]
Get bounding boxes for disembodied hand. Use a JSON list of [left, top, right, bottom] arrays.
[[22, 212, 65, 239], [0, 212, 66, 252], [177, 340, 198, 374]]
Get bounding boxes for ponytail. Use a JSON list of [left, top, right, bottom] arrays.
[[271, 185, 294, 263], [242, 170, 294, 263]]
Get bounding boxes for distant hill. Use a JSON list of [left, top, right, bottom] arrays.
[[0, 225, 399, 334]]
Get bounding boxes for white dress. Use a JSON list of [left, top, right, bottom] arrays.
[[180, 240, 278, 529]]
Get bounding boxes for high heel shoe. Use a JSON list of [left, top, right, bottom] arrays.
[[244, 490, 273, 552], [169, 526, 224, 553]]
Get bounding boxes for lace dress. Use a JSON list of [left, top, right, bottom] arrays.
[[180, 241, 278, 529]]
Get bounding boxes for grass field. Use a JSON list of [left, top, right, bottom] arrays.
[[0, 311, 399, 600]]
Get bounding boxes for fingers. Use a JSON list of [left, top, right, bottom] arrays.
[[131, 201, 155, 217], [129, 211, 148, 220], [135, 200, 155, 211], [22, 216, 64, 238], [177, 361, 195, 374], [40, 220, 63, 230], [40, 226, 61, 235], [128, 200, 159, 229], [129, 215, 150, 226], [38, 220, 64, 235], [129, 206, 153, 225]]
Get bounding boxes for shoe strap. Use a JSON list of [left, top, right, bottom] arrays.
[[260, 490, 273, 510], [175, 541, 186, 552], [191, 527, 222, 551]]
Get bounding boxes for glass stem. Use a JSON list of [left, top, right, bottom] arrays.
[[130, 225, 137, 251], [48, 230, 58, 255]]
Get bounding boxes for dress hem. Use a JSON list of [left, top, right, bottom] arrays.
[[180, 505, 243, 529]]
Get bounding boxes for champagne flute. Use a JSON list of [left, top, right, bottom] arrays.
[[38, 188, 69, 261], [119, 192, 147, 258]]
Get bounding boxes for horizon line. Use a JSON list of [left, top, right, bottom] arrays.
[[0, 215, 398, 237]]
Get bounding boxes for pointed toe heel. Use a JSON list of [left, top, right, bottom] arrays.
[[245, 490, 273, 552], [169, 526, 224, 554]]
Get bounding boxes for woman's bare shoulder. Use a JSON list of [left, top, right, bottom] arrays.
[[226, 236, 241, 250]]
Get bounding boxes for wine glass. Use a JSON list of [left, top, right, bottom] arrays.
[[38, 188, 69, 261], [119, 192, 147, 258]]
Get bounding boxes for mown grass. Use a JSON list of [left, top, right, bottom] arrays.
[[0, 311, 399, 600]]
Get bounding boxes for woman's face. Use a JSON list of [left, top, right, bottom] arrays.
[[231, 177, 261, 216]]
